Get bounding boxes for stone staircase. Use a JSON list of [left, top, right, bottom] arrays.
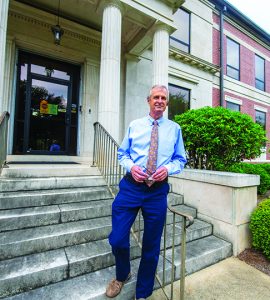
[[0, 163, 232, 299]]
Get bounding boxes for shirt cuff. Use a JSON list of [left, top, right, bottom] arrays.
[[125, 161, 135, 173]]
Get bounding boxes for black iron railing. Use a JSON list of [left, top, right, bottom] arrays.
[[92, 122, 194, 299], [0, 111, 10, 175]]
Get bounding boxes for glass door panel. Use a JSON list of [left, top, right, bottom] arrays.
[[27, 78, 69, 153]]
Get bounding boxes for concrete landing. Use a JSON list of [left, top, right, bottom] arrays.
[[151, 257, 270, 300]]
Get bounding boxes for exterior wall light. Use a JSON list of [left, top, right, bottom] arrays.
[[51, 0, 64, 45], [51, 24, 64, 45]]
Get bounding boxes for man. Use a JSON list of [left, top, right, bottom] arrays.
[[106, 85, 186, 300]]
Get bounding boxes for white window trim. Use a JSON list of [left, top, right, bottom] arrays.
[[225, 95, 242, 105], [254, 105, 267, 113]]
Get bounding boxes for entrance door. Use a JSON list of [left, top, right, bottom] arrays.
[[13, 52, 80, 155]]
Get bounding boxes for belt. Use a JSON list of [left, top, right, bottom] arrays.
[[124, 172, 168, 188]]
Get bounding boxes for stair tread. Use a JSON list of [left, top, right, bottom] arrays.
[[0, 249, 67, 280], [0, 186, 110, 198], [0, 217, 112, 245], [5, 235, 232, 300], [0, 199, 113, 219], [167, 204, 196, 217]]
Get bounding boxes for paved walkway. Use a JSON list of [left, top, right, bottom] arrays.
[[150, 257, 270, 300]]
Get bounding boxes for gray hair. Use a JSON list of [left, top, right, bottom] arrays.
[[147, 85, 169, 102]]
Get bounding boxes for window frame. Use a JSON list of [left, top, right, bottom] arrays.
[[226, 37, 240, 81], [168, 83, 190, 120], [170, 8, 191, 53], [255, 109, 266, 130], [255, 54, 265, 91], [226, 101, 240, 112]]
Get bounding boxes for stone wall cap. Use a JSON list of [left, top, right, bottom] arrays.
[[171, 169, 260, 187]]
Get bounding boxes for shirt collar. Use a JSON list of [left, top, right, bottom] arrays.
[[147, 114, 164, 126]]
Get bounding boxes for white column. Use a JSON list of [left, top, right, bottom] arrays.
[[98, 0, 123, 142], [80, 58, 99, 158], [0, 0, 9, 113], [3, 37, 15, 112], [152, 24, 170, 87]]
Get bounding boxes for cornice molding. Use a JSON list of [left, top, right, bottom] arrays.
[[8, 6, 101, 47], [169, 47, 220, 74]]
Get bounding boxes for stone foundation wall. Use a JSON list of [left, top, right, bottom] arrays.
[[169, 169, 260, 256]]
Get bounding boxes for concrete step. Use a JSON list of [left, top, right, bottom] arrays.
[[165, 235, 232, 280], [0, 203, 195, 260], [167, 192, 183, 206], [0, 175, 107, 193], [160, 219, 212, 249], [0, 199, 113, 232], [65, 237, 141, 278], [5, 236, 232, 300], [0, 219, 212, 298], [0, 249, 68, 299], [2, 165, 100, 178], [0, 186, 112, 209], [4, 254, 171, 300], [66, 218, 211, 278], [0, 217, 112, 260]]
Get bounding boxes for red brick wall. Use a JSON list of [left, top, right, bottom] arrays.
[[213, 28, 220, 66], [240, 46, 255, 86], [212, 87, 220, 107], [213, 13, 270, 57]]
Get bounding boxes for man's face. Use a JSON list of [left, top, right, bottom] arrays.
[[148, 87, 168, 116]]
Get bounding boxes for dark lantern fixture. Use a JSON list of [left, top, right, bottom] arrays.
[[51, 0, 64, 45]]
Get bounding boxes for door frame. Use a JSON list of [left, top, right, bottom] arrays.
[[13, 51, 80, 155]]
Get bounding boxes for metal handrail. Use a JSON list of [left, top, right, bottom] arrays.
[[92, 121, 194, 299], [0, 111, 10, 175]]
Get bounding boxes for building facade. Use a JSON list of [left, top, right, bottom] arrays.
[[0, 0, 269, 161]]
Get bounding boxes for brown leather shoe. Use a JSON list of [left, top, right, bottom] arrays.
[[105, 273, 131, 298]]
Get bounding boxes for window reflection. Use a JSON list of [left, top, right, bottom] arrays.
[[30, 63, 70, 80], [255, 110, 266, 130], [170, 8, 190, 53], [226, 38, 240, 80], [226, 101, 240, 112], [168, 84, 190, 120], [255, 55, 265, 91]]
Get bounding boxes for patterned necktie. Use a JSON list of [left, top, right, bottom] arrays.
[[145, 120, 158, 187]]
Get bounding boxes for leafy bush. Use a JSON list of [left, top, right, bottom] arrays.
[[175, 107, 267, 170], [250, 199, 270, 260], [260, 163, 270, 176], [227, 163, 270, 195]]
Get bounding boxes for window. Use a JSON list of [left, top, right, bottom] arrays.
[[170, 8, 190, 53], [226, 101, 240, 112], [255, 55, 265, 91], [255, 110, 266, 130], [226, 38, 240, 80], [168, 84, 190, 120]]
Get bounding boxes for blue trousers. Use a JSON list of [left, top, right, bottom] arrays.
[[109, 176, 169, 299]]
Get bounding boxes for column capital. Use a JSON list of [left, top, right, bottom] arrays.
[[153, 21, 172, 34], [98, 0, 125, 15]]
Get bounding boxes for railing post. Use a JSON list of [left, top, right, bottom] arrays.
[[92, 122, 97, 166], [0, 112, 10, 175], [180, 217, 187, 300]]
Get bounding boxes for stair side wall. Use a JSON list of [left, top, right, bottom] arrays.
[[169, 169, 259, 256]]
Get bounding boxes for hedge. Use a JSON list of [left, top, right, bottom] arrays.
[[250, 199, 270, 260]]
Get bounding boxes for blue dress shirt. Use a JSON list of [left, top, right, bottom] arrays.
[[118, 115, 186, 175]]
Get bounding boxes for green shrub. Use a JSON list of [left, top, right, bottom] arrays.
[[226, 163, 270, 195], [260, 163, 270, 176], [175, 107, 267, 170], [250, 199, 270, 260]]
